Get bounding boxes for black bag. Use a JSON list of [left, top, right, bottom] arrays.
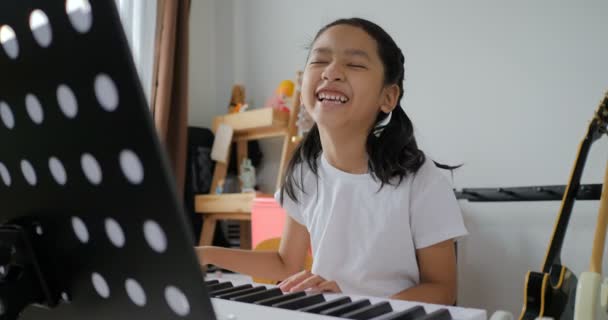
[[184, 127, 230, 247]]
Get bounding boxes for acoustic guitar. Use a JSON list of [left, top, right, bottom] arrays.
[[519, 91, 608, 320]]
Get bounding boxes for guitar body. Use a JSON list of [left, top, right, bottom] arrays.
[[520, 265, 577, 320], [574, 271, 608, 320]]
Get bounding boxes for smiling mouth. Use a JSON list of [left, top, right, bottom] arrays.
[[316, 92, 350, 104]]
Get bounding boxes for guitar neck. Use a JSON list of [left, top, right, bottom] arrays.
[[590, 161, 608, 273]]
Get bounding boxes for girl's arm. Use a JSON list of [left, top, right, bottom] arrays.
[[195, 216, 310, 282], [389, 239, 457, 305]]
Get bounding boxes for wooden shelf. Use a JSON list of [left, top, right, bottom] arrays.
[[195, 192, 257, 214], [212, 108, 289, 141], [196, 71, 302, 248]]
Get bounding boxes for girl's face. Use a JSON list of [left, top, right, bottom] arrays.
[[302, 25, 397, 134]]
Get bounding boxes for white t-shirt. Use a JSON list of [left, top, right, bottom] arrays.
[[274, 154, 468, 298]]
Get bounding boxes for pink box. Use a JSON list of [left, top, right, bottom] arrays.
[[251, 196, 286, 249]]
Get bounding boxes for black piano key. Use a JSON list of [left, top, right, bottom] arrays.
[[299, 296, 352, 313], [216, 286, 266, 300], [254, 291, 306, 306], [342, 301, 393, 320], [370, 305, 426, 320], [231, 287, 283, 303], [204, 280, 219, 286], [209, 284, 253, 297], [320, 299, 372, 317], [207, 282, 233, 291], [272, 293, 325, 310], [419, 309, 452, 320]]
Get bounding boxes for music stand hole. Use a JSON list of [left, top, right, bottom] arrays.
[[0, 162, 11, 187], [66, 0, 93, 34], [81, 153, 102, 185], [0, 25, 19, 59], [25, 94, 45, 125], [20, 160, 37, 186], [29, 9, 53, 48], [125, 278, 147, 307], [165, 286, 190, 317], [0, 101, 15, 130], [91, 272, 110, 299], [49, 157, 68, 186], [105, 218, 125, 248], [95, 74, 119, 112], [56, 85, 79, 119], [71, 216, 89, 244], [144, 220, 167, 253], [120, 150, 144, 185]]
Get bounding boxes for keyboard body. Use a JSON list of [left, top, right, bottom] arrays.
[[207, 275, 487, 320]]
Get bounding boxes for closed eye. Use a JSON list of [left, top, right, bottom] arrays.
[[348, 64, 367, 69], [309, 61, 328, 65]]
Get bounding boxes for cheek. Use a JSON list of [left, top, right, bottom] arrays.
[[300, 74, 317, 107]]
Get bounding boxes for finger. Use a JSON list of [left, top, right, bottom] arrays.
[[278, 270, 310, 290], [290, 275, 325, 292], [316, 280, 341, 293], [278, 270, 311, 292]]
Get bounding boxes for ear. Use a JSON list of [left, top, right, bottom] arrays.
[[380, 84, 400, 113]]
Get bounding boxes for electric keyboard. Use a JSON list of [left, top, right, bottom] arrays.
[[205, 276, 487, 320]]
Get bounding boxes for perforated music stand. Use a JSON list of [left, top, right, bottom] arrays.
[[0, 1, 216, 319]]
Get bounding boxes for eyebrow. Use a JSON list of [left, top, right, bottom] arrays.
[[311, 47, 371, 61]]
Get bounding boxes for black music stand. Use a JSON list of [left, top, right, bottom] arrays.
[[0, 1, 216, 319]]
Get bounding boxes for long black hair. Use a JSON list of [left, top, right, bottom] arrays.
[[281, 18, 447, 204]]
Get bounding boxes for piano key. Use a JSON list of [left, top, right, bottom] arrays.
[[320, 299, 372, 317], [204, 280, 219, 286], [254, 291, 306, 306], [272, 293, 326, 310], [370, 305, 426, 320], [216, 286, 266, 300], [231, 287, 283, 303], [209, 284, 253, 297], [299, 296, 353, 314], [419, 309, 452, 320], [207, 282, 233, 291], [342, 301, 393, 320]]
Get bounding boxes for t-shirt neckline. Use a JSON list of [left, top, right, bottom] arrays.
[[320, 153, 370, 180]]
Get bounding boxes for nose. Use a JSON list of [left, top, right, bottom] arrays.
[[321, 62, 345, 81]]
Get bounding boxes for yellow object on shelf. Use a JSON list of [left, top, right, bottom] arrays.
[[276, 80, 295, 97]]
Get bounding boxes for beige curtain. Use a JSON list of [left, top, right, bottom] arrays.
[[151, 0, 191, 195]]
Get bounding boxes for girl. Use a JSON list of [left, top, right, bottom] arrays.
[[197, 17, 467, 305]]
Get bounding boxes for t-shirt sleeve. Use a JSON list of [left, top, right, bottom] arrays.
[[410, 159, 468, 249], [274, 187, 307, 227]]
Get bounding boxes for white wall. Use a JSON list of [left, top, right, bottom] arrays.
[[189, 0, 608, 315], [189, 0, 241, 129]]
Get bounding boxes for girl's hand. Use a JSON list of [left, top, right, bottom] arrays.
[[278, 270, 341, 294]]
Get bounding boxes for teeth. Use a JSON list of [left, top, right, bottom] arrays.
[[317, 92, 349, 103]]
